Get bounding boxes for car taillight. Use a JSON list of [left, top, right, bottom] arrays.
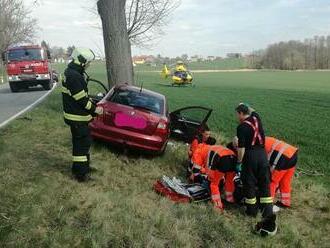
[[156, 119, 168, 135], [96, 105, 104, 121]]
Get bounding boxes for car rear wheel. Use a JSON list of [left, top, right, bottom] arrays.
[[42, 80, 53, 90], [9, 82, 20, 93], [157, 142, 168, 156]]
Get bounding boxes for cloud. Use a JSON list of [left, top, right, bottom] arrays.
[[25, 0, 330, 57]]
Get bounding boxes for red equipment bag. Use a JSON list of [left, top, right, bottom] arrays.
[[153, 180, 190, 203]]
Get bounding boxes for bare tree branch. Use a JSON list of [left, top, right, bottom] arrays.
[[0, 0, 38, 53]]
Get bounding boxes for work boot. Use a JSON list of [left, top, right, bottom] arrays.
[[245, 205, 258, 217], [273, 205, 281, 213], [254, 214, 277, 237], [276, 201, 290, 209], [73, 173, 91, 183]]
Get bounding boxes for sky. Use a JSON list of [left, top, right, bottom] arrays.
[[26, 0, 330, 57]]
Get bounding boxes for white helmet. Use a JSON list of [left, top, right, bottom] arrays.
[[70, 47, 95, 66]]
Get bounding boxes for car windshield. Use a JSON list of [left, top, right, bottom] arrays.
[[108, 89, 164, 115], [8, 48, 43, 61]]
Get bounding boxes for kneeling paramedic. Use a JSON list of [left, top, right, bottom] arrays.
[[265, 136, 298, 208], [191, 144, 236, 211], [62, 47, 103, 182], [187, 124, 216, 176], [235, 103, 277, 236]]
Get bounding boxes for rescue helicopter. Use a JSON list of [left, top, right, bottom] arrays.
[[161, 61, 193, 86]]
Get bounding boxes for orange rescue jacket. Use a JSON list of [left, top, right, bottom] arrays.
[[265, 137, 298, 170]]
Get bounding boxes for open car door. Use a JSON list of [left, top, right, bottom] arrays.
[[170, 106, 212, 143], [86, 78, 109, 104]]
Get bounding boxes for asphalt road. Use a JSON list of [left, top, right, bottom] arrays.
[[0, 83, 56, 128]]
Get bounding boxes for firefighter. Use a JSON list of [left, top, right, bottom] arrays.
[[62, 47, 103, 182], [235, 103, 277, 236], [191, 144, 236, 210], [265, 137, 298, 208]]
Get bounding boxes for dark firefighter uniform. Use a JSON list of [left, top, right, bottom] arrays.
[[191, 144, 236, 210], [62, 61, 98, 181], [265, 137, 298, 207], [237, 111, 273, 217]]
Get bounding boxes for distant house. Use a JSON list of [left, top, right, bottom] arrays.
[[226, 53, 242, 59], [207, 56, 216, 61], [190, 55, 204, 62], [132, 55, 155, 65]]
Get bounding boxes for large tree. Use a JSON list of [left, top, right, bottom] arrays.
[[97, 0, 179, 87], [97, 0, 134, 87]]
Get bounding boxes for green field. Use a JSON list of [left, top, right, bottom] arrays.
[[0, 63, 329, 247], [134, 58, 247, 71]]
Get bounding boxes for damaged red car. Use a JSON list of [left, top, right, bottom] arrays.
[[89, 83, 212, 154]]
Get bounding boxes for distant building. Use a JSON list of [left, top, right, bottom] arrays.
[[207, 56, 216, 61], [190, 55, 204, 62], [226, 53, 242, 59], [132, 55, 155, 65]]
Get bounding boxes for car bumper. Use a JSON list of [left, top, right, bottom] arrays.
[[89, 120, 168, 152], [8, 74, 50, 82]]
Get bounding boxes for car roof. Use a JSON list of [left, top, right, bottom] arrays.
[[8, 45, 41, 50], [115, 84, 165, 100]]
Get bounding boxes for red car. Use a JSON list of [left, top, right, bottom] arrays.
[[89, 83, 212, 154]]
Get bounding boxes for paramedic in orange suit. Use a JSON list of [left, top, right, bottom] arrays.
[[191, 144, 237, 210], [265, 137, 298, 208]]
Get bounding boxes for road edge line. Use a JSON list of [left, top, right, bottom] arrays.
[[0, 83, 57, 129]]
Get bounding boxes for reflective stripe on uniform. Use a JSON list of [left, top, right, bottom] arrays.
[[73, 155, 88, 162], [273, 144, 290, 166], [207, 150, 218, 168], [212, 194, 221, 200], [192, 163, 202, 170], [73, 90, 87, 100], [260, 197, 273, 204], [63, 112, 92, 122], [243, 116, 263, 146], [268, 140, 282, 160], [85, 101, 92, 110], [281, 193, 290, 198], [245, 197, 257, 204], [62, 86, 71, 96]]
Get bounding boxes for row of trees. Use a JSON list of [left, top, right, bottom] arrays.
[[248, 36, 330, 70]]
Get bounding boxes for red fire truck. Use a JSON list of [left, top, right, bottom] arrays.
[[1, 44, 54, 92]]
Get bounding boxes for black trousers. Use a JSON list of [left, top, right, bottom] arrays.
[[242, 147, 273, 217], [70, 123, 92, 177]]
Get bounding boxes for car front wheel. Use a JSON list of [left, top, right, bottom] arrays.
[[9, 82, 20, 93], [42, 80, 53, 90]]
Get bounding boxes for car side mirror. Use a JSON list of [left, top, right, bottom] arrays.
[[1, 52, 6, 63], [46, 50, 51, 60], [90, 92, 105, 104]]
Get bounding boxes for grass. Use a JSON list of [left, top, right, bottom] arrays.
[[0, 63, 329, 247]]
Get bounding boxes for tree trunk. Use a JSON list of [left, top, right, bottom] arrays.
[[97, 0, 134, 88]]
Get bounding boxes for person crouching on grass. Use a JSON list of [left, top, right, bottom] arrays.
[[264, 136, 298, 210], [187, 124, 216, 177], [190, 143, 237, 210]]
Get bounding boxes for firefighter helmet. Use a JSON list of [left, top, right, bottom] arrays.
[[70, 47, 95, 66]]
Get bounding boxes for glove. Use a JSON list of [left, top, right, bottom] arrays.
[[235, 162, 242, 173], [233, 172, 243, 187], [95, 106, 104, 115]]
